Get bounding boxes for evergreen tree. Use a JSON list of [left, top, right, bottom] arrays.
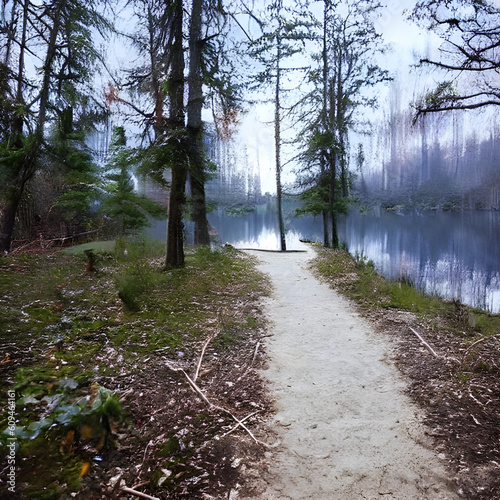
[[295, 0, 389, 248], [112, 0, 188, 266], [248, 0, 313, 251], [103, 127, 166, 236], [0, 0, 110, 251], [46, 106, 102, 236]]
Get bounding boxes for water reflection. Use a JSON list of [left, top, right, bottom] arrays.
[[340, 210, 500, 313], [147, 206, 500, 312], [207, 207, 310, 250]]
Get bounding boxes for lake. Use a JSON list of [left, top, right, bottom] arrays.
[[147, 205, 500, 313]]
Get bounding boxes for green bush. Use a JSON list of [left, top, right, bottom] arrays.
[[115, 260, 154, 311]]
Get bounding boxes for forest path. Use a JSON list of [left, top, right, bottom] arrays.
[[242, 246, 459, 500]]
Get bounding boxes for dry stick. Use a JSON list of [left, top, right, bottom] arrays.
[[121, 486, 160, 500], [193, 330, 218, 383], [237, 341, 261, 382], [409, 327, 440, 358], [221, 411, 258, 438], [141, 440, 153, 468], [183, 369, 261, 444], [251, 341, 261, 367], [462, 334, 499, 362], [468, 389, 485, 407], [165, 363, 275, 448]]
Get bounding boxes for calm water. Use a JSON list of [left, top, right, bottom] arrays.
[[148, 205, 500, 313]]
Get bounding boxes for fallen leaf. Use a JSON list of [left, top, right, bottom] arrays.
[[80, 462, 91, 477]]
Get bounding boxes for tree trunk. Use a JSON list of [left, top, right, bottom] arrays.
[[0, 0, 65, 252], [188, 0, 210, 246], [165, 0, 186, 268], [275, 10, 286, 252], [321, 6, 330, 248], [0, 190, 23, 253], [331, 211, 339, 249], [336, 55, 348, 198], [166, 162, 187, 267], [322, 210, 329, 248]]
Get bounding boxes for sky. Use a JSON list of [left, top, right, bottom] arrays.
[[235, 0, 444, 194], [107, 0, 448, 195]]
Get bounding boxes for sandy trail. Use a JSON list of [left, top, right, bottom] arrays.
[[243, 246, 459, 500]]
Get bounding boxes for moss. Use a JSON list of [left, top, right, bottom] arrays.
[[0, 242, 269, 498]]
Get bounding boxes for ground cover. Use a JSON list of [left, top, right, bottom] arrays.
[[2, 240, 498, 499], [0, 241, 272, 499]]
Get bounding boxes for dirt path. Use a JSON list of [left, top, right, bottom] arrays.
[[242, 246, 459, 500]]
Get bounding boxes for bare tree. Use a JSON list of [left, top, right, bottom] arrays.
[[412, 0, 500, 115]]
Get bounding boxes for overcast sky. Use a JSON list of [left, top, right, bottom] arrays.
[[239, 0, 442, 194]]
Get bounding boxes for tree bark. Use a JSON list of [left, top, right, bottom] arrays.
[[188, 0, 210, 246], [165, 0, 187, 267], [275, 5, 286, 252]]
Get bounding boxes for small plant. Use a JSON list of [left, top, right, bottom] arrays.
[[115, 261, 153, 311]]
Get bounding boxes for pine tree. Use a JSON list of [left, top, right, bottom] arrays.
[[248, 0, 313, 251], [46, 106, 101, 236], [295, 0, 390, 248], [0, 0, 110, 251], [103, 127, 166, 236]]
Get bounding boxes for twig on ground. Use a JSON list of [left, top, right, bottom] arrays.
[[164, 362, 276, 448], [194, 330, 219, 383], [251, 341, 261, 367], [468, 389, 485, 407], [121, 485, 160, 500], [462, 334, 499, 364], [221, 411, 258, 438], [470, 414, 482, 426], [409, 327, 440, 358], [237, 341, 261, 381], [141, 440, 153, 469]]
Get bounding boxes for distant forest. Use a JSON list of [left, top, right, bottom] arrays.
[[1, 0, 499, 258], [356, 101, 500, 211]]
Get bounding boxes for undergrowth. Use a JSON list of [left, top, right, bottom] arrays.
[[0, 239, 268, 498], [311, 244, 500, 337]]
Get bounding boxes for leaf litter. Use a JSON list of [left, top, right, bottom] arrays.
[[0, 244, 273, 499]]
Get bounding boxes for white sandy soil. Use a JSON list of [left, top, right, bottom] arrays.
[[242, 246, 459, 500]]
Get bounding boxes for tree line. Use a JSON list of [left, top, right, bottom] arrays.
[[1, 0, 499, 263]]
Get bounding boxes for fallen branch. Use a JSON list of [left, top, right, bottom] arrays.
[[193, 330, 219, 383], [221, 411, 258, 438], [164, 361, 276, 448], [409, 327, 440, 358], [121, 485, 160, 500]]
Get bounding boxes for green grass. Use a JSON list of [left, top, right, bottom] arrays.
[[62, 240, 117, 255], [0, 240, 268, 498], [311, 245, 500, 335]]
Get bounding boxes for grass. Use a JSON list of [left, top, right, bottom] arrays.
[[62, 240, 117, 256], [311, 244, 500, 336], [0, 239, 268, 498]]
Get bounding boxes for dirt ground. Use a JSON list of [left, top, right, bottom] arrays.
[[235, 246, 461, 499], [2, 244, 499, 499]]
